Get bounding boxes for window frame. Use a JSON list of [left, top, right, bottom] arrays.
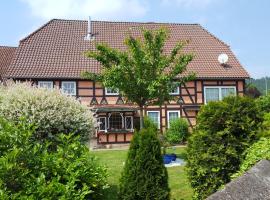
[[61, 81, 76, 96], [105, 87, 119, 95], [38, 81, 54, 89], [108, 112, 124, 130], [147, 111, 160, 129], [167, 110, 180, 128], [204, 86, 236, 104], [125, 116, 134, 130], [98, 117, 107, 131]]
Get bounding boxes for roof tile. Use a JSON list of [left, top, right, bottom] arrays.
[[5, 19, 249, 79], [0, 46, 16, 79]]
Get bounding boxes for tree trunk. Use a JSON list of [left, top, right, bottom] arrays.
[[139, 106, 144, 130]]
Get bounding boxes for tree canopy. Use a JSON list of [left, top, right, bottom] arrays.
[[83, 28, 195, 128]]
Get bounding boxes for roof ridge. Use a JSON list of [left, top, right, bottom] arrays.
[[0, 45, 17, 48], [19, 19, 55, 43], [52, 18, 200, 26], [198, 24, 229, 47], [18, 18, 201, 44]]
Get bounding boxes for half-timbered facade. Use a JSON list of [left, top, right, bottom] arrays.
[[2, 19, 249, 144]]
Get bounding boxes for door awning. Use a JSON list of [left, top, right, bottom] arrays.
[[91, 105, 138, 113]]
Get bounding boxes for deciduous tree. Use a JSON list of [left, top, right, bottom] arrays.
[[84, 28, 194, 129]]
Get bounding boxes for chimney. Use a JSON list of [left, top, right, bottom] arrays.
[[85, 16, 94, 41]]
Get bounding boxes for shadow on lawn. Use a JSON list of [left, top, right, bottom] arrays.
[[103, 184, 119, 200], [166, 147, 187, 160], [175, 151, 187, 160]]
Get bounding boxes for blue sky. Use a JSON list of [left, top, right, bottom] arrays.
[[0, 0, 269, 78]]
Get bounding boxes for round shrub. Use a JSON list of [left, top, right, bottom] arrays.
[[232, 137, 270, 179], [0, 118, 108, 199], [0, 82, 93, 141], [186, 96, 263, 200], [165, 118, 189, 144], [119, 128, 170, 200]]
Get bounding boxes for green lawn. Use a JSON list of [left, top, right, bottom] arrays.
[[91, 147, 193, 200]]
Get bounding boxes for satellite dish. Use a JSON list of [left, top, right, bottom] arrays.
[[218, 53, 228, 64]]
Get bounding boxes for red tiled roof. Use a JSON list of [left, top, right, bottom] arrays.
[[5, 19, 249, 79], [0, 46, 16, 80]]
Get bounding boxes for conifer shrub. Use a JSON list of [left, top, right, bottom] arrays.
[[119, 127, 170, 200], [0, 118, 108, 199], [165, 118, 189, 144], [186, 96, 263, 200], [0, 82, 93, 141]]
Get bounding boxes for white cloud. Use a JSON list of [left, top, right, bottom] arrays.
[[21, 0, 148, 20], [161, 0, 213, 8]]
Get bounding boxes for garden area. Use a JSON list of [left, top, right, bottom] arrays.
[[91, 147, 193, 200], [0, 82, 192, 200]]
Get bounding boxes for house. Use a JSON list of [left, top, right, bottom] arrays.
[[207, 160, 270, 200], [1, 19, 249, 144], [0, 46, 16, 81]]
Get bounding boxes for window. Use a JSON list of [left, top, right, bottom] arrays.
[[105, 88, 119, 95], [108, 113, 123, 129], [221, 87, 236, 99], [167, 111, 180, 128], [205, 88, 219, 103], [98, 117, 106, 131], [38, 81, 53, 89], [204, 86, 236, 104], [147, 111, 160, 129], [125, 116, 133, 130], [170, 83, 180, 95], [61, 81, 76, 95]]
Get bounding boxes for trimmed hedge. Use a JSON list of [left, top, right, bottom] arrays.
[[186, 96, 263, 200], [233, 110, 270, 178], [232, 137, 270, 179]]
